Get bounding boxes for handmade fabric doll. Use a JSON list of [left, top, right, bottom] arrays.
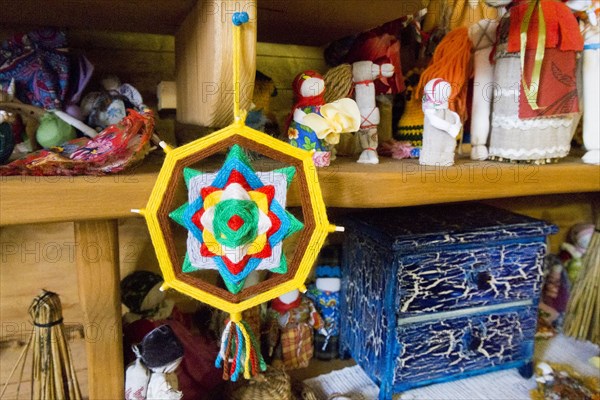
[[126, 324, 184, 400], [483, 0, 584, 163], [567, 0, 600, 164], [559, 223, 595, 283], [537, 255, 571, 336], [352, 61, 395, 164], [469, 18, 500, 160], [287, 71, 360, 167], [266, 289, 325, 369], [306, 266, 341, 360], [420, 79, 462, 166], [80, 75, 146, 131], [121, 270, 222, 399]]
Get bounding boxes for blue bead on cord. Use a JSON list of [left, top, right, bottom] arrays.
[[232, 12, 249, 26]]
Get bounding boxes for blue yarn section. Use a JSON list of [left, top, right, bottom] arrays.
[[231, 324, 245, 381], [211, 159, 263, 190], [214, 255, 261, 286], [183, 197, 206, 243], [268, 200, 291, 245], [316, 265, 342, 278], [232, 12, 249, 26]]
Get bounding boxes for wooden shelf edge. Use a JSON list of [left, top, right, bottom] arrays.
[[1, 157, 598, 226]]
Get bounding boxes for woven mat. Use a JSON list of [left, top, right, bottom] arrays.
[[304, 366, 535, 400], [303, 335, 599, 400]]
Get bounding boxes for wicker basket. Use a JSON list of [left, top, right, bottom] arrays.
[[226, 367, 292, 400]]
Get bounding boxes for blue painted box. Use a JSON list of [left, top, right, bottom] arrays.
[[339, 204, 556, 400]]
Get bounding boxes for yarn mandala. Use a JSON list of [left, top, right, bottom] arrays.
[[169, 145, 303, 293]]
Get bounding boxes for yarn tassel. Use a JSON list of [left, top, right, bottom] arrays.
[[215, 314, 266, 381]]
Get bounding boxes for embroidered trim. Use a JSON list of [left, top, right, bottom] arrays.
[[489, 145, 571, 158], [491, 115, 575, 129]]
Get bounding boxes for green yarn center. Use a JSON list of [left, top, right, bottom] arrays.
[[213, 199, 259, 248]]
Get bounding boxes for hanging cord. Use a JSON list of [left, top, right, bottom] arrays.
[[232, 12, 250, 124]]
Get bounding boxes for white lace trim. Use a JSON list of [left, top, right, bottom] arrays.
[[492, 115, 575, 129], [489, 145, 571, 158]]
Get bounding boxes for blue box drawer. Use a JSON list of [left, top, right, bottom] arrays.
[[395, 242, 546, 316], [392, 305, 538, 392]]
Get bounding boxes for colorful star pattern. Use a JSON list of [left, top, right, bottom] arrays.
[[170, 145, 303, 293]]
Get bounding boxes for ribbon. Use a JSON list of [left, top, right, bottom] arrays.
[[520, 0, 546, 110], [301, 98, 361, 145]]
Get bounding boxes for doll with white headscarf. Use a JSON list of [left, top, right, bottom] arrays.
[[419, 78, 462, 166]]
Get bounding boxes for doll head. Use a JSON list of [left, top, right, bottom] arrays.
[[278, 289, 300, 304], [293, 71, 325, 100], [121, 270, 165, 315], [315, 266, 342, 292], [134, 324, 184, 371], [422, 78, 452, 111]]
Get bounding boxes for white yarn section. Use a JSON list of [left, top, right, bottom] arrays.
[[186, 171, 288, 272], [303, 365, 535, 400]]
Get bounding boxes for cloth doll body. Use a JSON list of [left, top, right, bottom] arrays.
[[419, 79, 461, 166], [352, 61, 395, 164], [469, 19, 499, 160], [267, 289, 325, 369], [287, 71, 330, 166], [566, 0, 600, 164], [126, 325, 184, 400], [485, 0, 584, 163], [306, 266, 341, 360], [121, 271, 221, 399]]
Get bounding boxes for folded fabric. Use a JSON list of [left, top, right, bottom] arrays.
[[0, 29, 70, 110], [0, 109, 154, 175], [301, 98, 361, 145]]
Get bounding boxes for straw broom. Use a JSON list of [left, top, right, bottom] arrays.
[[1, 290, 82, 399], [563, 203, 600, 345]]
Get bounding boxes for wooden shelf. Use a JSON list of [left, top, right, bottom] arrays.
[[1, 154, 598, 226], [0, 0, 422, 45]]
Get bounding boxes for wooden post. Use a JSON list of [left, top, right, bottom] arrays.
[[74, 220, 123, 400], [175, 0, 257, 128]]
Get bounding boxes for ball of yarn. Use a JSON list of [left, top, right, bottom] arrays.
[[36, 112, 76, 148]]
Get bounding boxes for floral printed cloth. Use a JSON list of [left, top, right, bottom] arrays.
[[0, 29, 70, 110], [0, 109, 154, 175]]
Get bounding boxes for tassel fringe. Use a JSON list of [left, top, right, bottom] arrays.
[[215, 317, 266, 381]]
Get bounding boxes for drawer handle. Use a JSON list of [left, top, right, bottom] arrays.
[[475, 271, 492, 291]]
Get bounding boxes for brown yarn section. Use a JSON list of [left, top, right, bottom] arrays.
[[323, 64, 354, 103], [157, 132, 317, 304]]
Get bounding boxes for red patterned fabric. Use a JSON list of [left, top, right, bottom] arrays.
[[519, 47, 580, 118], [0, 109, 153, 175], [508, 0, 584, 52]]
